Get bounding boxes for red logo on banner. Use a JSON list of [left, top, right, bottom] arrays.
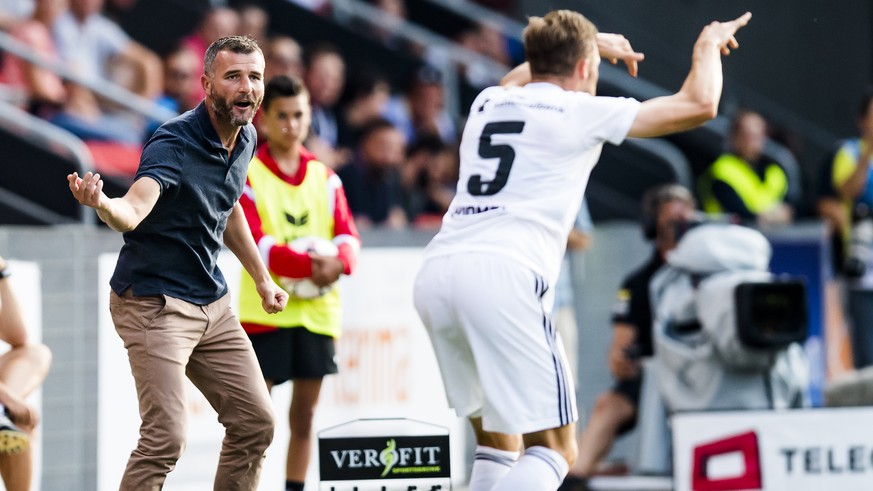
[[692, 431, 762, 491]]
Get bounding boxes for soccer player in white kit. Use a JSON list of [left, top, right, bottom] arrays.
[[413, 9, 752, 491]]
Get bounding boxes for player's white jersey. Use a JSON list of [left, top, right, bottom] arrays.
[[424, 82, 640, 285]]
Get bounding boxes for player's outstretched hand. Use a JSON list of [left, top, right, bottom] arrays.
[[597, 33, 645, 78], [67, 171, 107, 210], [699, 11, 752, 56]]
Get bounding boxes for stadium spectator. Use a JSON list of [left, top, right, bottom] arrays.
[[357, 0, 418, 54], [425, 141, 460, 215], [303, 43, 345, 147], [67, 36, 286, 489], [440, 20, 521, 91], [0, 0, 34, 30], [473, 0, 516, 16], [288, 0, 330, 16], [50, 0, 162, 143], [382, 64, 456, 145], [413, 9, 749, 490], [182, 6, 241, 100], [265, 35, 304, 82], [257, 35, 305, 144], [0, 256, 52, 491], [400, 134, 457, 227], [336, 64, 391, 151], [302, 43, 347, 167], [0, 0, 67, 113], [336, 118, 407, 229], [699, 110, 794, 227], [562, 185, 695, 489], [238, 75, 360, 491], [144, 46, 201, 138], [237, 2, 269, 46], [823, 90, 873, 368]]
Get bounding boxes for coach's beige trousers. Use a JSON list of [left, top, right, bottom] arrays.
[[109, 290, 275, 491]]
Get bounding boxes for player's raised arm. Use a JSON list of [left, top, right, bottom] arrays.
[[596, 33, 645, 78], [628, 12, 752, 139], [501, 33, 645, 86]]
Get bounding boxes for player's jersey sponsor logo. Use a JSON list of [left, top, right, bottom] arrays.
[[451, 205, 504, 216]]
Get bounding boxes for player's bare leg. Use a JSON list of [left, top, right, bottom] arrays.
[[491, 423, 578, 491], [468, 417, 522, 491], [571, 391, 635, 477]]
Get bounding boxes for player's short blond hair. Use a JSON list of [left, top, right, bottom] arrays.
[[523, 10, 598, 78]]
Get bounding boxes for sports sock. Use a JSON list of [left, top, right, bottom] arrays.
[[491, 446, 569, 491], [285, 479, 304, 491], [468, 445, 520, 490]]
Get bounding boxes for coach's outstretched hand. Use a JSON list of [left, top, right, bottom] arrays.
[[68, 171, 108, 210], [700, 11, 752, 56], [597, 33, 645, 78]]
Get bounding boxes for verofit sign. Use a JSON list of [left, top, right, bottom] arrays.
[[318, 419, 451, 491], [673, 407, 873, 491]]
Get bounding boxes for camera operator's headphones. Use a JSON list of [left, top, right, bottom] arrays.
[[641, 183, 697, 240]]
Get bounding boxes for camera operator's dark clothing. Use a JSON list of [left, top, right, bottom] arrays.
[[609, 252, 664, 432], [611, 252, 664, 358]]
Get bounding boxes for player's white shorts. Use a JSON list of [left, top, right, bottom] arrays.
[[413, 252, 577, 434]]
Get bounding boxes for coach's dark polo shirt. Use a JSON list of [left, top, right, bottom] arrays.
[[110, 102, 256, 304]]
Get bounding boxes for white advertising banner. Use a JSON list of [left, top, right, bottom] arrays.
[[673, 407, 873, 491], [97, 248, 464, 490]]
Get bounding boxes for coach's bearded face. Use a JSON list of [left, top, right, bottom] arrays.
[[210, 85, 263, 127], [206, 49, 266, 127]]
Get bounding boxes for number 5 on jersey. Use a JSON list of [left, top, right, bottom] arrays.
[[468, 121, 525, 196]]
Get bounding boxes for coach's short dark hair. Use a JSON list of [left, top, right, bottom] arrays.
[[204, 35, 263, 76], [262, 75, 308, 111]]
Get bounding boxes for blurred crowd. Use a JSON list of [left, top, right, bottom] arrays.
[[1, 0, 872, 292], [0, 0, 525, 231], [2, 0, 872, 281], [3, 0, 873, 487]]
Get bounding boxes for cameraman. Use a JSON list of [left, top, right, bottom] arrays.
[[562, 184, 695, 486]]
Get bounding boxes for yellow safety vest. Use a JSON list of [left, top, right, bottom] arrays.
[[701, 154, 788, 214], [238, 155, 342, 337]]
